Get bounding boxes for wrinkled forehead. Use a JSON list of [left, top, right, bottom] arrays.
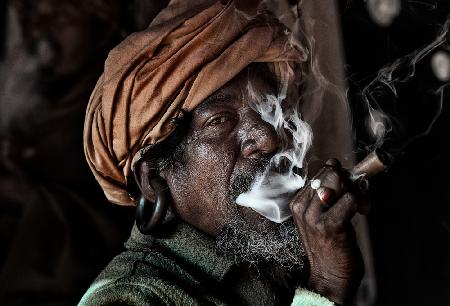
[[193, 63, 280, 112]]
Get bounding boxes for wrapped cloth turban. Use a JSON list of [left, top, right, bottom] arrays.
[[84, 0, 307, 205]]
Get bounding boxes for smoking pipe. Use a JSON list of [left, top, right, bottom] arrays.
[[309, 149, 391, 196], [349, 148, 392, 181]]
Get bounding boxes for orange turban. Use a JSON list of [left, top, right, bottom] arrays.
[[84, 0, 307, 206]]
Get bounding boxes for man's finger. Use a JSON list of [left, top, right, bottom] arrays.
[[304, 168, 343, 223], [324, 192, 358, 230], [289, 167, 327, 215], [303, 187, 336, 223], [317, 187, 336, 206]]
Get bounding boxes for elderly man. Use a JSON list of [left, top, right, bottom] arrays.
[[80, 1, 365, 305]]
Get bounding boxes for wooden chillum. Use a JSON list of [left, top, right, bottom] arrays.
[[349, 148, 392, 181]]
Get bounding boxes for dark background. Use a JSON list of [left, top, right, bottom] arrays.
[[340, 1, 450, 305], [0, 0, 449, 305]]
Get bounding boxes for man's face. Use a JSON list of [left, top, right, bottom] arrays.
[[163, 66, 304, 268], [164, 68, 279, 235]]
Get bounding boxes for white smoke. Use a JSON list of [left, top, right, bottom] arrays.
[[235, 0, 344, 223], [236, 64, 313, 223], [235, 3, 450, 223], [361, 18, 450, 151]]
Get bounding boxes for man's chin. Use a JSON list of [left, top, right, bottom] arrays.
[[216, 209, 305, 271]]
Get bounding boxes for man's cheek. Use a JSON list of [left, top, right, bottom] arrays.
[[191, 142, 235, 173]]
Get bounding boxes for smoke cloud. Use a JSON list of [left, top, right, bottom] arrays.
[[235, 0, 345, 223], [235, 1, 449, 223], [236, 74, 313, 223], [360, 18, 450, 152]]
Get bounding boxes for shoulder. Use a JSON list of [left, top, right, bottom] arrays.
[[78, 277, 169, 306], [78, 249, 198, 306]]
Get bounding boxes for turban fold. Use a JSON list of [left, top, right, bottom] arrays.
[[84, 0, 306, 205]]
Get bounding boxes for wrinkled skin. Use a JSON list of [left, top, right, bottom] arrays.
[[162, 70, 281, 236], [289, 160, 364, 305], [137, 68, 364, 305]]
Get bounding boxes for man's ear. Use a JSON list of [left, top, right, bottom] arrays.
[[133, 160, 171, 233], [133, 160, 156, 203]]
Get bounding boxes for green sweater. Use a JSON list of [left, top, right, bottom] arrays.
[[78, 220, 334, 306], [79, 220, 236, 305]]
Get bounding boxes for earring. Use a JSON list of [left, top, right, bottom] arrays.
[[136, 177, 169, 234]]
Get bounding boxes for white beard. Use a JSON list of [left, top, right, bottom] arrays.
[[215, 216, 305, 271]]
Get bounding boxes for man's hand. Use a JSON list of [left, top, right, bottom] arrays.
[[289, 159, 365, 305]]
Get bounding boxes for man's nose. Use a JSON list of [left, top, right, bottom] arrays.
[[239, 109, 279, 159]]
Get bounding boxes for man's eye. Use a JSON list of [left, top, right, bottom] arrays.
[[206, 115, 233, 127]]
